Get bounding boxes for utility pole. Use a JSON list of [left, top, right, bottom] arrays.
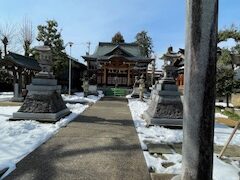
[[68, 42, 73, 95], [180, 0, 218, 180], [86, 41, 91, 55]]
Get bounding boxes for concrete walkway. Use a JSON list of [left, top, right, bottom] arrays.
[[6, 97, 150, 180]]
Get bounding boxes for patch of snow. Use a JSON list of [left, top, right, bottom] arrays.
[[128, 98, 240, 179], [215, 102, 234, 108], [215, 112, 228, 119], [62, 90, 104, 103], [143, 151, 165, 173], [213, 155, 240, 180], [144, 152, 240, 180], [0, 92, 13, 102], [142, 151, 182, 174], [0, 92, 13, 95], [214, 123, 240, 146], [126, 94, 132, 99]]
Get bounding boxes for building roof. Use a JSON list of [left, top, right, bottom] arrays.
[[82, 42, 153, 62], [93, 42, 141, 57], [67, 55, 87, 69], [3, 52, 41, 71]]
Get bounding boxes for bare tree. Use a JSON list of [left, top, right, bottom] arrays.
[[19, 17, 34, 56], [0, 22, 16, 56]]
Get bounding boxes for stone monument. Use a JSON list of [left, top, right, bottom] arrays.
[[88, 74, 98, 95], [138, 74, 145, 101], [114, 75, 118, 88], [12, 83, 24, 102], [130, 76, 140, 98], [143, 64, 183, 126], [10, 46, 70, 122], [81, 73, 89, 97]]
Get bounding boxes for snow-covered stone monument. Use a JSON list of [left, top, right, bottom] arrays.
[[11, 46, 70, 122], [143, 48, 183, 126]]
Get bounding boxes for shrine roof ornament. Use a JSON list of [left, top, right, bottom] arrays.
[[160, 46, 184, 61]]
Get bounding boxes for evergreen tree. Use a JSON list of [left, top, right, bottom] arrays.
[[135, 31, 153, 57], [216, 26, 240, 107], [36, 20, 68, 75], [216, 49, 240, 107], [112, 32, 125, 43], [218, 25, 240, 43]]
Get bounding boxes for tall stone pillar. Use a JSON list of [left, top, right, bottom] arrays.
[[181, 0, 218, 179]]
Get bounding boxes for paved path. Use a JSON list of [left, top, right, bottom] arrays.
[[6, 97, 150, 180]]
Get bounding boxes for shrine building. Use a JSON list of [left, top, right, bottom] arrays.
[[82, 42, 153, 87]]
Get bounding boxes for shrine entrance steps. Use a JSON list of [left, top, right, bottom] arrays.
[[103, 87, 132, 96], [6, 97, 150, 180]]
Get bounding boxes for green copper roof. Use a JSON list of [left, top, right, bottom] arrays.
[[92, 42, 142, 57], [82, 42, 153, 63]]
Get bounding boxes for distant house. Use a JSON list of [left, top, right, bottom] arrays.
[[56, 55, 87, 93], [82, 42, 153, 87]]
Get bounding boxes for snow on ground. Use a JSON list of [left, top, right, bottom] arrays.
[[214, 123, 240, 146], [62, 91, 104, 103], [215, 112, 228, 119], [216, 102, 234, 108], [128, 98, 240, 180], [0, 92, 13, 102], [0, 92, 103, 179]]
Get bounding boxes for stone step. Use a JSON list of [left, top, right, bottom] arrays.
[[150, 173, 178, 180], [147, 143, 174, 154], [148, 143, 240, 157], [214, 145, 240, 157]]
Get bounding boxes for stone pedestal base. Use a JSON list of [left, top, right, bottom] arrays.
[[143, 111, 183, 127], [88, 85, 98, 95], [131, 87, 140, 98], [11, 97, 24, 102], [11, 108, 70, 122], [10, 74, 70, 122], [143, 76, 183, 127], [12, 83, 24, 102]]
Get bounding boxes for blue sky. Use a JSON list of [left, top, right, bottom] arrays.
[[0, 0, 240, 68]]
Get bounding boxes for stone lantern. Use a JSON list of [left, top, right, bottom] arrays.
[[35, 46, 53, 77], [143, 47, 183, 126], [11, 46, 70, 122]]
